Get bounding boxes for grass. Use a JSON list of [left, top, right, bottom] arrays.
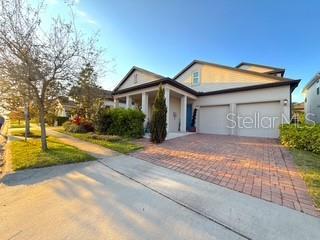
[[10, 123, 26, 129], [56, 129, 143, 154], [290, 149, 320, 208], [10, 136, 96, 171], [10, 128, 43, 138]]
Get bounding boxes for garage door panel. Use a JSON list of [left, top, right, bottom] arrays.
[[236, 102, 281, 138], [199, 105, 230, 135]]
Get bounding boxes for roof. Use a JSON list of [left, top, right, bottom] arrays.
[[303, 73, 320, 92], [113, 77, 300, 97], [57, 96, 76, 107], [113, 78, 198, 96], [235, 62, 285, 72], [173, 60, 291, 82], [113, 66, 164, 92]]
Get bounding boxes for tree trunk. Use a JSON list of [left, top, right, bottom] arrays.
[[39, 104, 48, 151], [24, 101, 30, 141]]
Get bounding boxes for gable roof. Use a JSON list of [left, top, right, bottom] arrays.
[[236, 62, 285, 72], [303, 73, 320, 92], [173, 60, 293, 82], [113, 66, 164, 92]]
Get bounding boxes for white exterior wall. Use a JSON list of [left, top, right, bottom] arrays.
[[118, 70, 160, 90], [304, 81, 320, 123], [169, 96, 181, 132], [175, 63, 280, 92]]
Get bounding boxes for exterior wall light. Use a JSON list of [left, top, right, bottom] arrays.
[[283, 99, 288, 106]]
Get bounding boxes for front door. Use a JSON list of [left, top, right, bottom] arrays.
[[186, 104, 193, 131]]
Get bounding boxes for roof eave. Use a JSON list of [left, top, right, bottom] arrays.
[[173, 60, 293, 82]]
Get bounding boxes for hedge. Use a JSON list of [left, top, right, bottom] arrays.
[[279, 124, 320, 154], [56, 116, 69, 126], [95, 108, 145, 138]]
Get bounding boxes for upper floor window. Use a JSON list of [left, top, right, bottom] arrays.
[[133, 73, 138, 84], [192, 71, 200, 86], [317, 87, 319, 95], [305, 97, 307, 103]]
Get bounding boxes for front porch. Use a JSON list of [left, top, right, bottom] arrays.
[[113, 84, 197, 134]]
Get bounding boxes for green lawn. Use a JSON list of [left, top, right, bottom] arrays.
[[291, 149, 320, 208], [10, 128, 43, 138], [10, 123, 26, 129], [10, 137, 96, 170], [56, 129, 143, 154]]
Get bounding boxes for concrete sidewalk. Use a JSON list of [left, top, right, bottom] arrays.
[[47, 129, 119, 159]]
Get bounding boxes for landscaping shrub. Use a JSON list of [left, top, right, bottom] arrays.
[[94, 108, 145, 138], [62, 116, 94, 133], [150, 85, 167, 143], [87, 133, 122, 142], [280, 124, 320, 154], [56, 116, 69, 126], [63, 121, 87, 133], [94, 109, 112, 134]]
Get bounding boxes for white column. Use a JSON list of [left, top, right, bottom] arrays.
[[113, 98, 119, 108], [126, 95, 132, 109], [180, 95, 187, 132], [141, 92, 148, 126], [165, 87, 170, 132]]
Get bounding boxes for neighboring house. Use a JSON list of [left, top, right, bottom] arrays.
[[55, 96, 76, 118], [293, 102, 304, 113], [292, 102, 304, 123], [303, 73, 320, 123], [112, 60, 300, 138], [98, 89, 126, 108]]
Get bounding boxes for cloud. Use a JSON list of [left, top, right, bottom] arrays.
[[75, 9, 97, 26]]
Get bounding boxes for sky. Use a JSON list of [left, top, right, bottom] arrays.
[[44, 0, 320, 102]]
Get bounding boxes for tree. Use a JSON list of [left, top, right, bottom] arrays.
[[150, 85, 167, 143], [69, 63, 105, 120], [9, 109, 24, 125], [0, 0, 103, 151], [0, 65, 32, 140]]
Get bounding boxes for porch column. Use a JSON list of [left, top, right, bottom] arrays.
[[126, 95, 132, 109], [165, 87, 170, 132], [180, 95, 187, 132], [113, 98, 119, 108], [141, 92, 148, 126]]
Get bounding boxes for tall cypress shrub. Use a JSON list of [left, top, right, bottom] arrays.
[[150, 85, 167, 143]]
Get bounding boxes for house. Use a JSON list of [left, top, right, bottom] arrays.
[[112, 60, 300, 138], [55, 96, 77, 118], [292, 102, 304, 123], [303, 73, 320, 123]]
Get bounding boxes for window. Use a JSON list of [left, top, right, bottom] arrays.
[[317, 87, 319, 95], [192, 71, 200, 85], [133, 73, 138, 84], [305, 97, 307, 103]]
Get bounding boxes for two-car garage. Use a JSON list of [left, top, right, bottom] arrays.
[[198, 101, 283, 138]]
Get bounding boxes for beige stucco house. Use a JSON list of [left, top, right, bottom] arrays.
[[113, 60, 300, 138]]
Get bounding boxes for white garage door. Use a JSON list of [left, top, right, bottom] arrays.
[[236, 101, 282, 138], [199, 105, 230, 135]]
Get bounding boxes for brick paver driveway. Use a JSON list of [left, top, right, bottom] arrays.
[[131, 134, 319, 217]]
